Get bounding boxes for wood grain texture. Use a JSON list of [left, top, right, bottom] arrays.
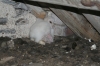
[[50, 8, 100, 41]]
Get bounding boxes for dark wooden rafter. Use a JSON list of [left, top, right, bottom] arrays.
[[50, 8, 100, 41], [23, 0, 100, 41]]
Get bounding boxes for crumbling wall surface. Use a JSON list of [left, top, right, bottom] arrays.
[[0, 0, 68, 39], [0, 1, 36, 38]]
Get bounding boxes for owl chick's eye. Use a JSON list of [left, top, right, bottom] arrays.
[[49, 21, 52, 24]]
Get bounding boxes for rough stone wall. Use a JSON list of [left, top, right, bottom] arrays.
[[0, 2, 36, 39], [0, 1, 69, 39]]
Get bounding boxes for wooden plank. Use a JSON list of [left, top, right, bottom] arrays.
[[29, 0, 100, 11], [13, 0, 98, 16], [83, 14, 100, 33], [27, 4, 46, 19], [50, 8, 100, 41]]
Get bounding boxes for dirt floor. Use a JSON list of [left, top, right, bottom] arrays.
[[0, 34, 100, 66]]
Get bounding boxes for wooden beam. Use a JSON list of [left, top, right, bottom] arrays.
[[29, 0, 100, 11], [50, 8, 100, 41], [16, 0, 99, 16], [27, 4, 46, 19], [83, 14, 100, 34]]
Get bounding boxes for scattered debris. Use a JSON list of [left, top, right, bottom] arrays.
[[28, 63, 43, 66], [1, 42, 7, 48], [91, 44, 96, 50], [0, 36, 99, 66], [88, 39, 91, 42], [0, 56, 14, 64], [72, 42, 77, 49], [7, 39, 14, 49]]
